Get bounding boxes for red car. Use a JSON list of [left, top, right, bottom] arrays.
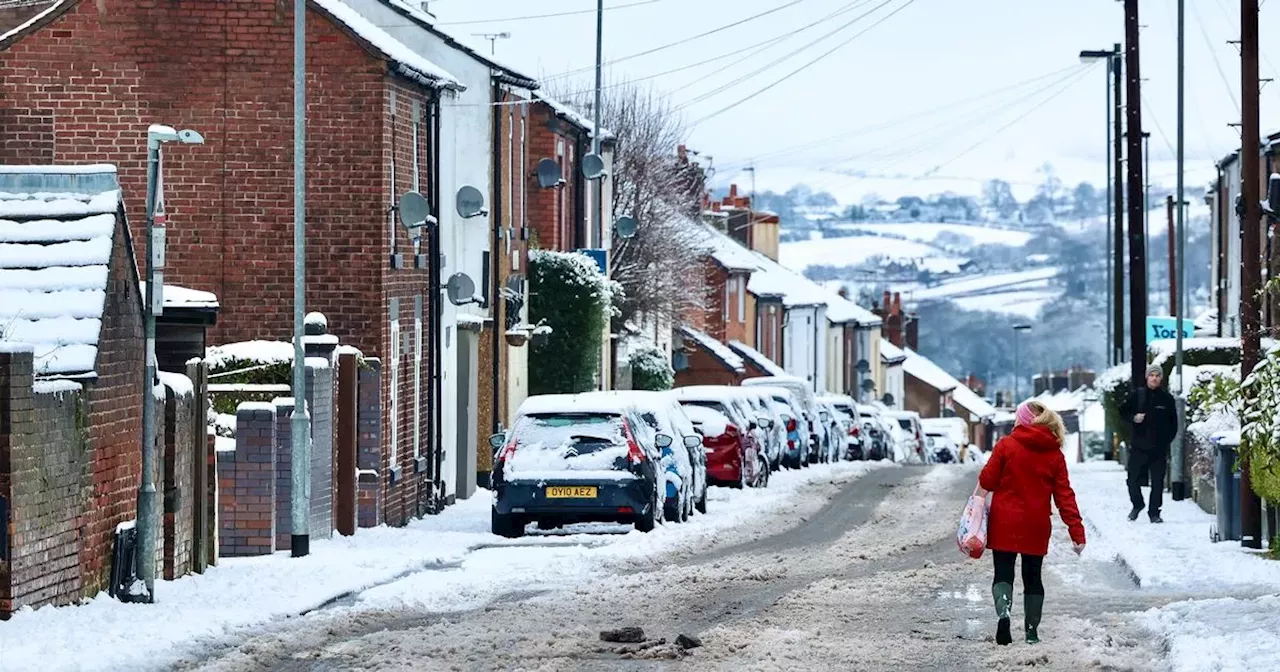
[[675, 390, 768, 489]]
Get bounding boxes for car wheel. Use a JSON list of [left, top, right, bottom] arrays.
[[492, 508, 524, 539], [636, 486, 659, 533], [664, 495, 681, 523], [756, 457, 770, 488], [696, 488, 708, 514]]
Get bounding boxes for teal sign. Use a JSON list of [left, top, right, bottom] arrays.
[[1146, 316, 1193, 343]]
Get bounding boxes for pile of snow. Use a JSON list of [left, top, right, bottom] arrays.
[[1070, 462, 1280, 591], [1142, 596, 1280, 672], [205, 340, 294, 369]]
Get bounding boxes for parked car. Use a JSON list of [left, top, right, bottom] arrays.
[[885, 410, 928, 464], [737, 388, 787, 471], [744, 385, 808, 469], [490, 395, 666, 538], [742, 376, 822, 464], [673, 387, 769, 489], [815, 399, 843, 463], [580, 391, 709, 521], [925, 429, 957, 463], [855, 403, 891, 461], [922, 417, 971, 463], [820, 394, 863, 460]]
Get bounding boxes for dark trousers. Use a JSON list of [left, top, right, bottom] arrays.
[[1127, 449, 1167, 517], [992, 550, 1044, 595]]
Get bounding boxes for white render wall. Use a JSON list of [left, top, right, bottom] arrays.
[[345, 0, 496, 498], [825, 323, 843, 395], [782, 305, 826, 393]]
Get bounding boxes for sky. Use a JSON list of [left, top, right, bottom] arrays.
[[416, 0, 1280, 202]]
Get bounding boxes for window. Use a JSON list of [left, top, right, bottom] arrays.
[[736, 275, 746, 321]]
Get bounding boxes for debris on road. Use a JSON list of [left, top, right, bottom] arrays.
[[599, 626, 645, 643], [676, 633, 703, 650]]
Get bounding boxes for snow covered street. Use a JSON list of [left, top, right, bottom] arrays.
[[177, 463, 1168, 671]]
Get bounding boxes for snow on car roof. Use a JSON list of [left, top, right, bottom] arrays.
[[671, 386, 744, 402], [515, 394, 633, 417], [578, 390, 676, 413], [681, 404, 730, 436]]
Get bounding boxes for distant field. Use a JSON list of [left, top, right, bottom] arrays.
[[779, 236, 957, 271], [832, 222, 1034, 248]]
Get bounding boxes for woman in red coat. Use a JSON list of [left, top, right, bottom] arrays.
[[978, 400, 1086, 646]]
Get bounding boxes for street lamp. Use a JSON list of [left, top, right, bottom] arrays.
[[1013, 323, 1033, 403], [139, 123, 204, 603], [1080, 46, 1122, 368]]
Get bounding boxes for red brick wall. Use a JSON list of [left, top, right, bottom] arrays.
[[0, 1, 443, 526], [526, 102, 585, 252], [674, 347, 742, 388]]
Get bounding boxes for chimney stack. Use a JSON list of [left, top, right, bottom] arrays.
[[729, 184, 738, 199]]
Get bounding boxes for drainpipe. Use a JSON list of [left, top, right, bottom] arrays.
[[490, 79, 503, 438], [430, 97, 445, 504]]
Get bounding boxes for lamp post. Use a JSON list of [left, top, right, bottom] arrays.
[[140, 123, 203, 602], [1013, 324, 1033, 403], [291, 0, 310, 558]]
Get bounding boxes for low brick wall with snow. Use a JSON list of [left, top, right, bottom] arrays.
[[219, 404, 277, 557]]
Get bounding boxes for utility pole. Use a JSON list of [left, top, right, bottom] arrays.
[[1106, 58, 1114, 368], [1125, 0, 1148, 386], [1239, 0, 1264, 549], [1143, 131, 1152, 299], [291, 0, 311, 558], [1172, 0, 1188, 501], [1167, 195, 1176, 312], [1112, 43, 1126, 367], [592, 0, 604, 249]]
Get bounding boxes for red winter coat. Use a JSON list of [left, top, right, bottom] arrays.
[[978, 424, 1086, 556]]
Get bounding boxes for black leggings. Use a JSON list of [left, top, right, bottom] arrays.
[[992, 550, 1044, 596]]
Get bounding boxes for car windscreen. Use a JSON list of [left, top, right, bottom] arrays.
[[896, 418, 912, 430], [505, 414, 629, 474], [682, 399, 734, 421]]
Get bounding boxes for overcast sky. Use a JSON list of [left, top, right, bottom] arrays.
[[419, 0, 1279, 200]]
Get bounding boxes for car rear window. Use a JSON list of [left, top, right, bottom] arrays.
[[897, 418, 912, 430], [505, 414, 629, 473], [682, 405, 731, 437], [682, 399, 733, 419]]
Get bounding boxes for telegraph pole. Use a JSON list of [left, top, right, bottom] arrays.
[[1112, 43, 1126, 367], [1172, 0, 1188, 501], [1239, 0, 1264, 549], [1125, 0, 1148, 385], [1167, 195, 1176, 312]]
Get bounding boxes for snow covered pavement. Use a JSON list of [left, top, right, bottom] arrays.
[[0, 460, 889, 672], [1071, 461, 1280, 672]]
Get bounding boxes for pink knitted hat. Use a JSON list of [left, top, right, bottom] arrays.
[[1015, 401, 1037, 427]]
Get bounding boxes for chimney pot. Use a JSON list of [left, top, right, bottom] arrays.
[[729, 184, 738, 198]]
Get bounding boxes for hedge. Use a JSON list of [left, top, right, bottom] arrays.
[[527, 250, 620, 395]]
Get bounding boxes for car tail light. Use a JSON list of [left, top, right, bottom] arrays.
[[622, 419, 646, 464], [786, 418, 797, 432], [497, 437, 518, 462], [849, 424, 859, 437]]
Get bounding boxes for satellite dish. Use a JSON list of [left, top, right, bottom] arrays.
[[398, 191, 431, 231], [456, 186, 487, 219], [614, 215, 638, 239], [535, 158, 562, 189], [881, 393, 895, 405], [582, 153, 605, 180], [856, 359, 871, 374], [446, 273, 479, 306], [860, 378, 877, 391]]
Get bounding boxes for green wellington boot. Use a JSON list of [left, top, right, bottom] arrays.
[[992, 582, 1014, 645], [1025, 594, 1045, 644]]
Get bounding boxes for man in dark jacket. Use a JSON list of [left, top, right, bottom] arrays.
[[1119, 364, 1179, 523]]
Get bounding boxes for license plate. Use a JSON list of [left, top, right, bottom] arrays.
[[545, 486, 597, 499]]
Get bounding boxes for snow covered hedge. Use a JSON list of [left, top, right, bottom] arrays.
[[627, 342, 674, 391], [528, 250, 623, 394], [205, 341, 294, 414], [1239, 347, 1280, 502]]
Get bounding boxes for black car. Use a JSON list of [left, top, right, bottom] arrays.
[[489, 395, 667, 538]]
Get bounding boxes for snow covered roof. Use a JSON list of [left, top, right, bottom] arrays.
[[692, 222, 759, 273], [952, 383, 996, 419], [826, 291, 882, 326], [747, 249, 833, 309], [880, 338, 906, 364], [534, 94, 614, 142], [901, 348, 958, 394], [680, 326, 744, 374], [381, 0, 538, 88], [0, 164, 124, 377], [312, 0, 463, 91], [728, 340, 786, 376]]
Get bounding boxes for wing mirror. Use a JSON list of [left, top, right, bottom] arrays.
[[820, 411, 831, 423], [758, 417, 774, 429], [655, 433, 673, 449], [684, 435, 702, 449], [488, 433, 506, 449]]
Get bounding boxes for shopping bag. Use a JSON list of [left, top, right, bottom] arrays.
[[956, 487, 988, 559]]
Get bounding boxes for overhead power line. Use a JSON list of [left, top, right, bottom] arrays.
[[538, 0, 811, 82], [438, 0, 664, 26], [688, 0, 922, 128], [714, 64, 1083, 172]]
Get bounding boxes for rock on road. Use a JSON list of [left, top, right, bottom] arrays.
[[185, 465, 1170, 672]]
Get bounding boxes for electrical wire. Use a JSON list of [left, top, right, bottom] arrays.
[[537, 0, 811, 82], [910, 65, 1099, 177], [667, 0, 881, 102], [687, 0, 922, 128], [437, 0, 664, 26], [712, 65, 1084, 172], [1140, 89, 1179, 158], [1193, 0, 1242, 113]]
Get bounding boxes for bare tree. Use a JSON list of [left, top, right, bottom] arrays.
[[549, 81, 710, 327]]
